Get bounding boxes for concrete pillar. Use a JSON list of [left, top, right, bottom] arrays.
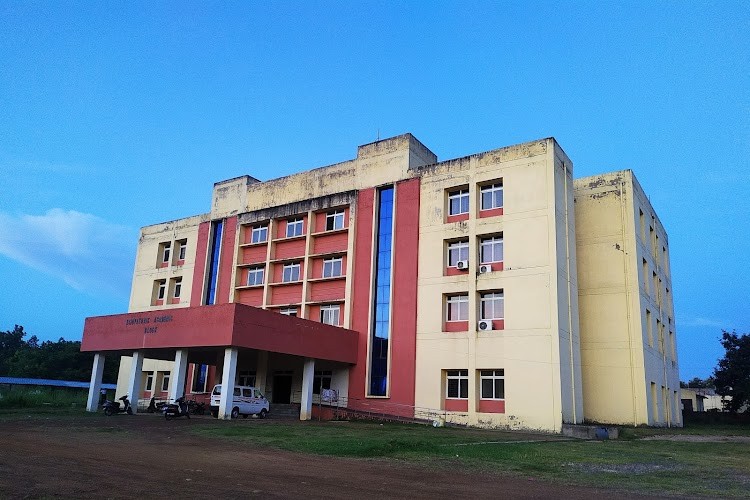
[[218, 347, 238, 419], [86, 353, 105, 412], [300, 358, 315, 421], [169, 349, 189, 402], [125, 350, 144, 414], [256, 351, 269, 393]]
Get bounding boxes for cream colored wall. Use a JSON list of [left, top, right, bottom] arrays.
[[128, 214, 207, 312], [575, 170, 680, 427], [414, 138, 581, 432], [211, 134, 437, 220], [115, 356, 174, 402]]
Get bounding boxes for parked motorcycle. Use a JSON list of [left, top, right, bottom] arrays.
[[187, 399, 206, 415], [102, 395, 133, 416], [163, 396, 191, 420], [147, 397, 168, 414]]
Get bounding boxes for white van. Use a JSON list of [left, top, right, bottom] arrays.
[[210, 384, 270, 419]]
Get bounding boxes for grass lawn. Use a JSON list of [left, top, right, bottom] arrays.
[[194, 420, 750, 497]]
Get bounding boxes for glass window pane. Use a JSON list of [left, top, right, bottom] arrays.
[[481, 378, 493, 399], [447, 379, 458, 398], [459, 379, 468, 398], [495, 379, 505, 399]]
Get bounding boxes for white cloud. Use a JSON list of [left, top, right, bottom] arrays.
[[677, 316, 727, 329], [0, 209, 135, 297]]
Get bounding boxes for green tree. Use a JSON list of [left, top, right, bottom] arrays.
[[0, 325, 28, 374], [680, 376, 715, 389], [713, 330, 750, 413], [0, 325, 119, 383]]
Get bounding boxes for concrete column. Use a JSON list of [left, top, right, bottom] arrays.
[[86, 353, 105, 412], [169, 349, 189, 402], [256, 351, 269, 393], [218, 347, 238, 419], [300, 358, 315, 421], [125, 350, 144, 414]]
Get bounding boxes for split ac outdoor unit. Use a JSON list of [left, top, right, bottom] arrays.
[[478, 264, 492, 274], [478, 320, 493, 331], [456, 260, 469, 270]]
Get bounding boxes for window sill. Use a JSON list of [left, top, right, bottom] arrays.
[[311, 227, 348, 237], [236, 262, 266, 268], [308, 275, 346, 283], [444, 399, 469, 412], [269, 280, 303, 287], [446, 213, 469, 223], [444, 321, 469, 333], [273, 234, 307, 243], [306, 298, 345, 306], [236, 284, 264, 290], [479, 207, 504, 218], [239, 241, 269, 248]]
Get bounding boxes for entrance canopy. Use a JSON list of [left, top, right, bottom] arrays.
[[81, 303, 358, 364]]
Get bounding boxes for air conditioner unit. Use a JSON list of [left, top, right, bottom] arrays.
[[478, 320, 494, 331], [478, 264, 492, 274], [456, 260, 469, 270]]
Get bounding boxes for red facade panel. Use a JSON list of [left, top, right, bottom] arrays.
[[236, 287, 263, 307], [241, 245, 267, 264], [347, 179, 420, 417], [189, 221, 211, 307], [312, 232, 349, 254], [216, 216, 238, 305], [269, 284, 302, 305], [445, 399, 469, 412], [309, 280, 346, 302], [273, 239, 306, 260], [478, 400, 506, 413]]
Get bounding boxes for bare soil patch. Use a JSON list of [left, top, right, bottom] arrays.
[[1, 413, 654, 499]]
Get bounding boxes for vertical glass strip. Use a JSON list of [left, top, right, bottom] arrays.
[[204, 220, 224, 305], [369, 187, 394, 396]]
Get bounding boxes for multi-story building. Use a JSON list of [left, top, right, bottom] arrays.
[[81, 133, 679, 431], [575, 171, 680, 427]]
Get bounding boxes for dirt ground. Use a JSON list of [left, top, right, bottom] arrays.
[[2, 413, 653, 499]]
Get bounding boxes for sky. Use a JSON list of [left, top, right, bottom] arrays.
[[0, 1, 748, 380]]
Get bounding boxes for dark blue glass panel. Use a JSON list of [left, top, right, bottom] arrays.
[[204, 220, 223, 305], [369, 186, 394, 396]]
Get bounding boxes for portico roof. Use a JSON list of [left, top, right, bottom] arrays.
[[81, 303, 358, 364]]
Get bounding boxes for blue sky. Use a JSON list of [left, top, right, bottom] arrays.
[[0, 2, 748, 380]]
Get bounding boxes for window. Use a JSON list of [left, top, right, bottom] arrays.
[[446, 370, 468, 399], [480, 369, 505, 400], [322, 257, 343, 278], [192, 364, 208, 393], [238, 370, 256, 387], [321, 304, 340, 326], [480, 235, 503, 264], [162, 242, 171, 264], [447, 240, 469, 267], [173, 278, 182, 299], [282, 262, 300, 282], [280, 308, 298, 317], [646, 309, 653, 347], [157, 280, 166, 300], [448, 189, 469, 216], [161, 373, 170, 392], [480, 182, 503, 211], [178, 240, 187, 261], [657, 319, 664, 353], [286, 218, 303, 238], [446, 295, 468, 321], [145, 372, 154, 391], [247, 267, 264, 286], [480, 292, 504, 320], [313, 370, 332, 395], [326, 210, 344, 231], [251, 225, 268, 244], [639, 209, 645, 243]]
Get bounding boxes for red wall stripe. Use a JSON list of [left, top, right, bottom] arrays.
[[190, 221, 211, 307]]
